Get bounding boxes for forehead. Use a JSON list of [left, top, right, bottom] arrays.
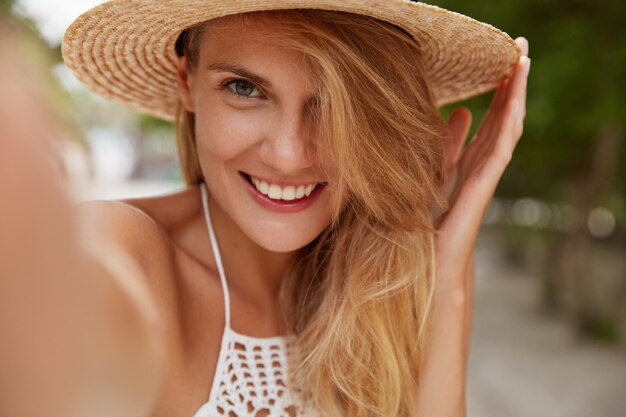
[[202, 10, 310, 38], [201, 13, 295, 52], [204, 11, 292, 36], [197, 13, 319, 86]]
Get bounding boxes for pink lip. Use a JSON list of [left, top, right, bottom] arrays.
[[239, 172, 325, 213]]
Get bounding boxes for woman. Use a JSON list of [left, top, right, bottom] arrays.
[[3, 1, 529, 417]]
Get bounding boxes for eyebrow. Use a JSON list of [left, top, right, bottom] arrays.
[[206, 62, 272, 89]]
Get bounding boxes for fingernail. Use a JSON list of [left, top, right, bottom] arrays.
[[516, 36, 529, 56], [525, 58, 531, 76]]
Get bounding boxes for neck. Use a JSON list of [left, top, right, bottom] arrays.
[[205, 193, 299, 309]]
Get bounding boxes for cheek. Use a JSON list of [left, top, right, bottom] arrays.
[[194, 101, 267, 162]]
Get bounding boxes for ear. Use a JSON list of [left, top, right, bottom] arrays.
[[176, 55, 196, 113]]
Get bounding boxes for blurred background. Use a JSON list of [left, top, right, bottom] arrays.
[[1, 0, 625, 416]]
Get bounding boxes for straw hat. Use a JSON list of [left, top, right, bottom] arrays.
[[62, 0, 521, 122]]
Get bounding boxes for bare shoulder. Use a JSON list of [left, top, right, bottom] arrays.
[[73, 184, 204, 351], [75, 198, 169, 255], [118, 183, 203, 236], [74, 183, 201, 266]]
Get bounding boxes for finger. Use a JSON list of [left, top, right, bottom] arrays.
[[442, 98, 518, 241], [473, 76, 510, 145], [515, 58, 530, 142], [492, 98, 519, 172], [476, 36, 528, 144], [445, 107, 472, 169], [515, 37, 529, 57], [477, 53, 529, 149], [508, 36, 531, 118], [507, 56, 530, 141]]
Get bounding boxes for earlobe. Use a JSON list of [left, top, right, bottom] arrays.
[[176, 56, 195, 113]]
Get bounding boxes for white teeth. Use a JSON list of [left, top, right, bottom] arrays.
[[249, 175, 319, 201], [282, 186, 296, 201], [260, 180, 269, 194], [268, 184, 282, 199]]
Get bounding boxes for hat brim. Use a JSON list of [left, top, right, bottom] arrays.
[[62, 0, 521, 122]]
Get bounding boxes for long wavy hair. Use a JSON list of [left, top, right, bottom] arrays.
[[176, 10, 449, 417]]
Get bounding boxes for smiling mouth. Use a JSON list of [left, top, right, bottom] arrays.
[[241, 172, 326, 202]]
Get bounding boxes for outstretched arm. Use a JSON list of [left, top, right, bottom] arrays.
[[0, 36, 165, 417], [413, 37, 531, 417]]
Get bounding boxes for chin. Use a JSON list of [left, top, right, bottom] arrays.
[[257, 239, 309, 253], [244, 220, 325, 253]]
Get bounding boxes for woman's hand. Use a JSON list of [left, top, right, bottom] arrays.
[[413, 37, 531, 417], [437, 36, 530, 287]]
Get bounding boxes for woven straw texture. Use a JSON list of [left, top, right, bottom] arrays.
[[62, 0, 521, 121]]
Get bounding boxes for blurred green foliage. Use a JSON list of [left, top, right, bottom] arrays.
[[0, 0, 13, 11], [1, 0, 84, 147], [437, 0, 625, 229]]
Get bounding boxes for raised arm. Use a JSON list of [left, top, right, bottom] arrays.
[[412, 37, 530, 417]]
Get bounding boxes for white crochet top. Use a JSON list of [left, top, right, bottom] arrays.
[[192, 183, 319, 417]]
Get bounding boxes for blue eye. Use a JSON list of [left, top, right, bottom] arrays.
[[225, 79, 262, 98]]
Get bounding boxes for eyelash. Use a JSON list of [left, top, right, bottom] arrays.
[[221, 78, 265, 99]]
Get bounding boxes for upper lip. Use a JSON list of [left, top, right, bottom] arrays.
[[242, 171, 326, 187]]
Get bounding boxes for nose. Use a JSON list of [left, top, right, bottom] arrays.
[[258, 108, 317, 174]]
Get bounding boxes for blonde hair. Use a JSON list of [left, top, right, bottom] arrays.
[[176, 10, 448, 417]]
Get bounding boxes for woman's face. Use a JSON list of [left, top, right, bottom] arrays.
[[177, 16, 338, 253]]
